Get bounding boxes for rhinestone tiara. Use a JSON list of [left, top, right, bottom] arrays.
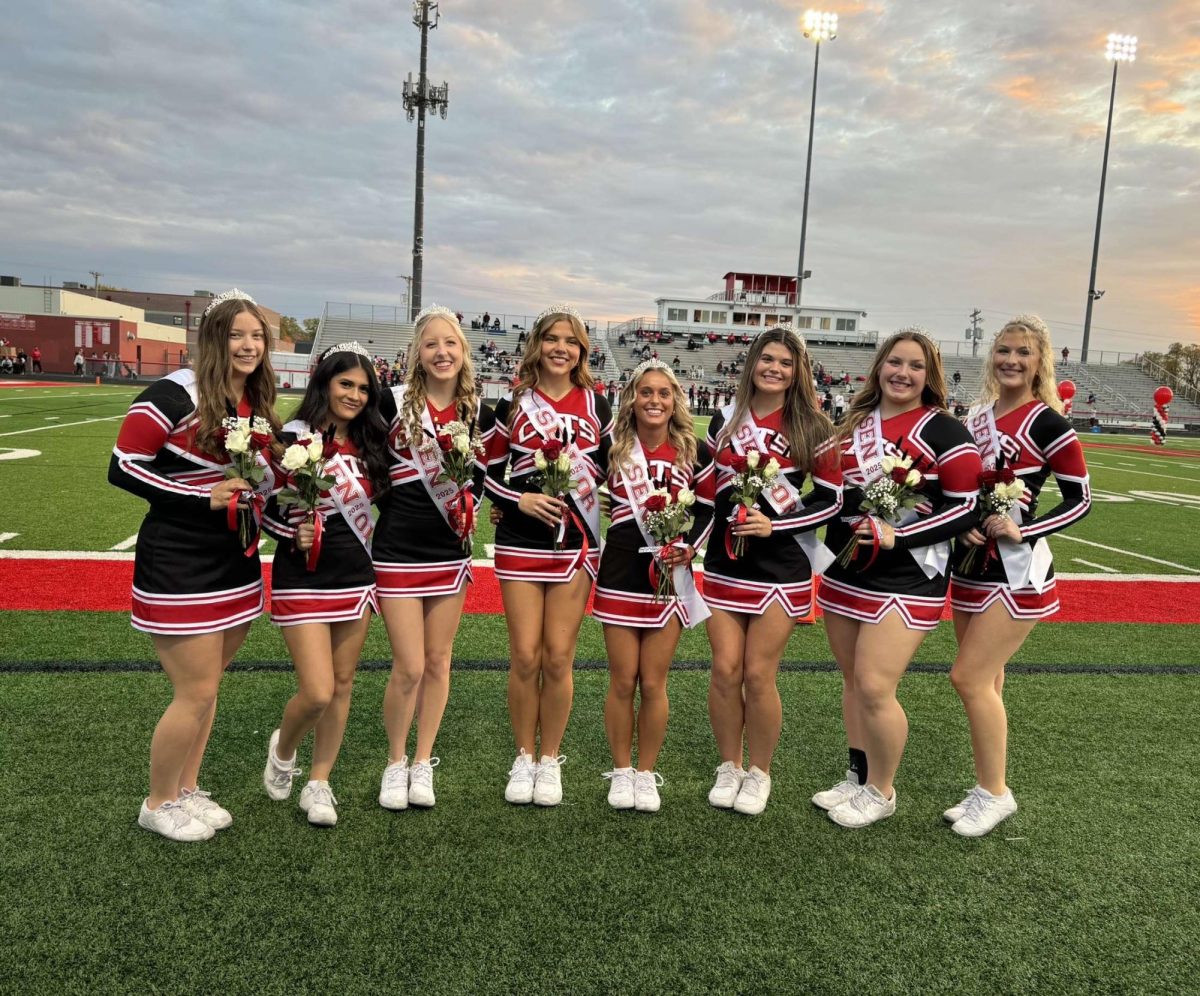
[[1003, 314, 1049, 336], [630, 357, 676, 381], [534, 303, 583, 328], [895, 325, 940, 350], [322, 341, 373, 361], [203, 287, 256, 317], [768, 322, 807, 347], [414, 303, 458, 326]]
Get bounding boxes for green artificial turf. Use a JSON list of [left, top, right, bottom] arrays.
[[0, 670, 1196, 993]]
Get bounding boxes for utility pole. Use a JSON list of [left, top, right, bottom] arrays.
[[795, 11, 838, 318], [89, 270, 102, 295], [967, 309, 983, 357], [402, 1, 450, 319], [397, 275, 414, 321]]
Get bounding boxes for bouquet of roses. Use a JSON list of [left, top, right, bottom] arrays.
[[959, 459, 1026, 575], [642, 487, 696, 601], [835, 448, 924, 569], [726, 449, 781, 559], [434, 419, 484, 553], [532, 436, 576, 550], [276, 432, 337, 569], [220, 415, 275, 550]]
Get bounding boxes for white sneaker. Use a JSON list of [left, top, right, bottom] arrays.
[[533, 754, 566, 807], [504, 750, 537, 804], [943, 786, 983, 823], [602, 767, 636, 810], [379, 758, 410, 810], [733, 765, 772, 815], [299, 780, 338, 827], [138, 799, 214, 842], [263, 729, 301, 801], [408, 758, 440, 808], [828, 784, 896, 828], [178, 787, 232, 830], [811, 771, 861, 812], [707, 761, 745, 809], [634, 770, 664, 813], [952, 787, 1017, 838]]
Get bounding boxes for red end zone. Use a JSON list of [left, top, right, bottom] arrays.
[[2, 559, 1197, 624], [0, 380, 74, 389]]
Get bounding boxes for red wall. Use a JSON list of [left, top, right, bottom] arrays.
[[0, 314, 188, 376]]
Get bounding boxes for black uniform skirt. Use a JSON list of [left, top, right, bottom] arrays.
[[131, 511, 263, 635], [270, 523, 377, 626]]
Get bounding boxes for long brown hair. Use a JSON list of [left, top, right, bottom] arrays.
[[838, 328, 948, 440], [609, 360, 697, 474], [977, 315, 1063, 414], [715, 326, 831, 475], [508, 308, 593, 429], [193, 299, 282, 455], [399, 311, 479, 450]]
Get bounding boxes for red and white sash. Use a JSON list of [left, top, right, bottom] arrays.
[[392, 388, 477, 547], [518, 389, 601, 544], [722, 404, 834, 574], [966, 402, 1051, 593], [283, 419, 374, 560], [619, 437, 710, 628], [852, 406, 947, 580]]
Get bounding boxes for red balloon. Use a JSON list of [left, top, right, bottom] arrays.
[[1154, 386, 1174, 407], [1057, 380, 1076, 401]]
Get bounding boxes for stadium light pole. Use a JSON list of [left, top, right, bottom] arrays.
[[402, 1, 450, 320], [1082, 32, 1136, 364], [794, 10, 837, 321]]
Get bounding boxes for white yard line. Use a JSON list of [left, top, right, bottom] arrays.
[[0, 533, 18, 543], [1087, 462, 1200, 483], [1051, 534, 1200, 574], [110, 534, 139, 551], [0, 415, 123, 438], [1071, 558, 1119, 573]]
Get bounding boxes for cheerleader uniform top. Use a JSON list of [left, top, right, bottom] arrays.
[[485, 386, 613, 550], [950, 399, 1091, 583], [701, 404, 844, 584], [373, 390, 495, 563], [822, 404, 981, 596], [603, 439, 716, 554]]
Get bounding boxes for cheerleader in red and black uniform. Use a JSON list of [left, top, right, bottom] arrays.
[[945, 315, 1091, 837], [109, 290, 282, 841], [593, 359, 714, 812], [485, 305, 612, 807], [815, 328, 982, 829], [259, 342, 390, 827], [372, 306, 494, 811], [702, 326, 843, 816]]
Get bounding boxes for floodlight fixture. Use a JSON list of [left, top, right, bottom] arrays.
[[803, 10, 838, 42], [1104, 33, 1137, 62]]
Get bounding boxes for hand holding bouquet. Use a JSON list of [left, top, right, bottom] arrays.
[[221, 415, 275, 551], [726, 449, 781, 559], [434, 419, 484, 553], [276, 433, 337, 569], [836, 449, 924, 569], [532, 437, 577, 550], [642, 487, 696, 601], [959, 463, 1025, 575]]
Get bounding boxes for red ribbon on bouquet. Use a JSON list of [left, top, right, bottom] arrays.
[[447, 486, 475, 550], [851, 514, 883, 572], [555, 500, 590, 576], [724, 505, 748, 560], [648, 537, 685, 593], [305, 511, 324, 572], [227, 488, 266, 557]]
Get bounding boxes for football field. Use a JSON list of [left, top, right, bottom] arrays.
[[1, 382, 1198, 993]]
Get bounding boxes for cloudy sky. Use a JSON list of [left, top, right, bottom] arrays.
[[2, 0, 1197, 354]]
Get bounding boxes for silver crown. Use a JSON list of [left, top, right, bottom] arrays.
[[323, 341, 373, 361], [414, 303, 458, 326], [1004, 314, 1049, 336], [896, 325, 940, 350], [534, 303, 583, 327], [769, 322, 807, 347], [631, 357, 677, 381], [203, 287, 255, 317]]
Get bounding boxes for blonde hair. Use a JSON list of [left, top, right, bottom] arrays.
[[715, 326, 832, 475], [977, 314, 1063, 414], [400, 311, 480, 449], [193, 299, 282, 456], [609, 361, 697, 474], [839, 328, 948, 440], [508, 309, 593, 429]]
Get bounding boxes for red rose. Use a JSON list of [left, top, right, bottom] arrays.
[[542, 439, 564, 460], [437, 433, 455, 452], [729, 454, 748, 473], [250, 431, 273, 449], [998, 468, 1016, 484], [644, 494, 668, 513], [980, 470, 1000, 488], [890, 466, 910, 485]]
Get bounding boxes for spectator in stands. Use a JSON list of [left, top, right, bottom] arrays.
[[606, 382, 616, 406], [952, 370, 962, 388], [455, 310, 464, 324], [13, 350, 26, 375], [822, 390, 833, 414], [74, 349, 85, 377], [1086, 392, 1097, 406], [727, 333, 736, 345], [688, 384, 695, 408], [1061, 346, 1069, 365], [834, 392, 845, 422], [0, 355, 12, 375], [30, 345, 42, 373], [482, 311, 490, 330]]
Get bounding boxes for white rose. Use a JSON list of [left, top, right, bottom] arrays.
[[534, 449, 548, 471], [676, 487, 695, 507], [746, 450, 760, 470], [454, 433, 471, 455], [281, 444, 310, 471], [225, 428, 250, 454], [307, 439, 324, 462], [763, 457, 781, 480], [880, 455, 897, 474], [905, 469, 921, 487], [556, 453, 572, 473]]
